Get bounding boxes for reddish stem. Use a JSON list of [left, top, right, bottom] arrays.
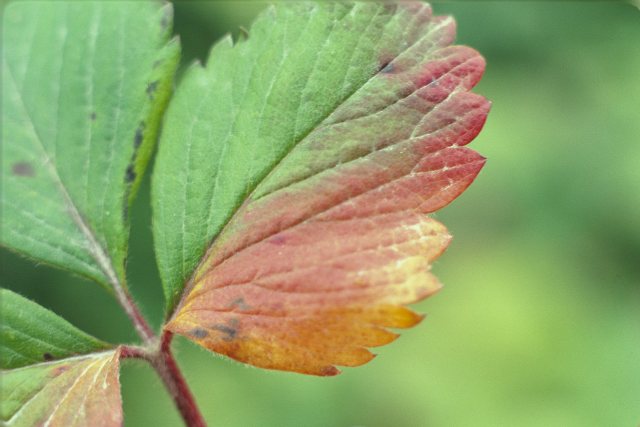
[[122, 333, 206, 426], [120, 345, 147, 359], [148, 332, 207, 427], [117, 289, 204, 424]]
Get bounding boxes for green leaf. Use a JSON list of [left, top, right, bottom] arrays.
[[1, 1, 180, 289], [0, 289, 110, 369], [1, 350, 123, 427]]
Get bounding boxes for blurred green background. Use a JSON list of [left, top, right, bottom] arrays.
[[2, 1, 639, 426]]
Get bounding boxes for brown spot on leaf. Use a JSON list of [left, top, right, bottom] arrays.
[[51, 365, 69, 377], [134, 124, 144, 148], [212, 322, 238, 341], [380, 62, 395, 74], [146, 80, 159, 99], [125, 165, 136, 183], [43, 352, 54, 361], [189, 328, 208, 339], [12, 162, 34, 177], [228, 297, 252, 311], [90, 112, 97, 121], [378, 57, 397, 74]]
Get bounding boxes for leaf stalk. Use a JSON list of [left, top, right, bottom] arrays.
[[122, 331, 206, 427], [113, 284, 156, 344]]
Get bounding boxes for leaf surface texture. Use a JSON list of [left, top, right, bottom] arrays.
[[1, 351, 122, 427], [156, 1, 489, 375], [1, 1, 179, 287], [0, 289, 110, 370]]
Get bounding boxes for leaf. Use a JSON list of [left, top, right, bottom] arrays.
[[1, 350, 123, 427], [0, 289, 110, 369], [1, 1, 180, 289], [0, 291, 121, 426], [157, 2, 489, 375]]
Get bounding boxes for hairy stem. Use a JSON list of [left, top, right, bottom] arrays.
[[154, 332, 207, 427], [124, 332, 206, 427], [113, 284, 156, 344]]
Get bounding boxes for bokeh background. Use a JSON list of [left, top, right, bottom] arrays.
[[2, 1, 639, 426]]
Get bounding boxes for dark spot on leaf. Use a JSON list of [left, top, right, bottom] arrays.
[[12, 162, 34, 177], [43, 352, 54, 361], [212, 322, 238, 341], [189, 328, 208, 339], [228, 297, 252, 311], [51, 365, 69, 377], [90, 112, 97, 121], [122, 122, 145, 219], [146, 80, 159, 99], [125, 165, 136, 183], [212, 324, 238, 341], [152, 59, 162, 69], [134, 124, 144, 148], [379, 61, 395, 74]]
